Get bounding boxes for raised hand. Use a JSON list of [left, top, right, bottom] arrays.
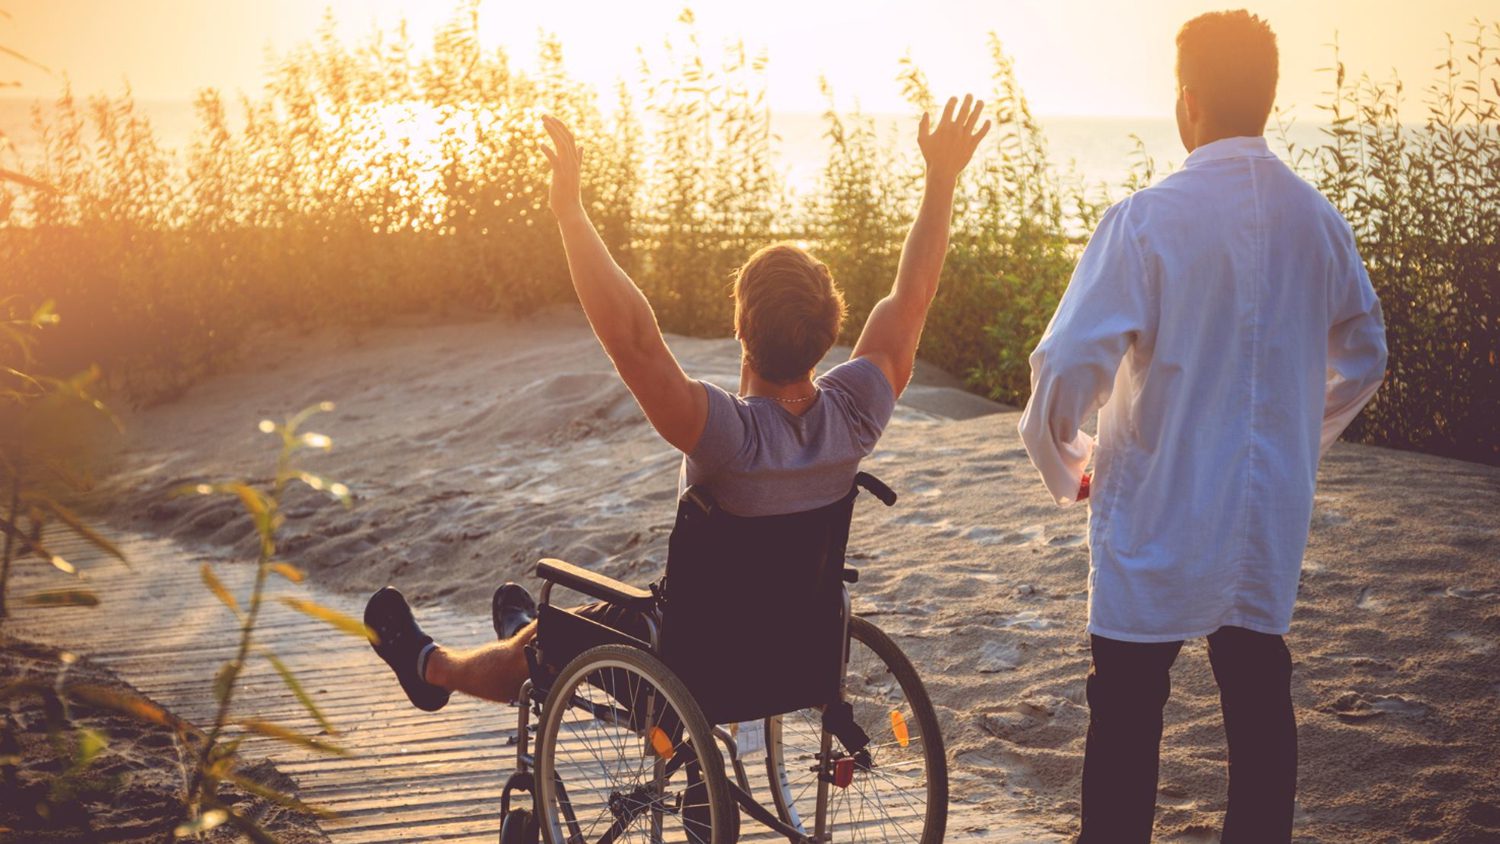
[[917, 94, 991, 184], [540, 114, 584, 221]]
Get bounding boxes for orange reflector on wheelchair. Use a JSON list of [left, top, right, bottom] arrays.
[[891, 709, 910, 748], [647, 726, 674, 760]]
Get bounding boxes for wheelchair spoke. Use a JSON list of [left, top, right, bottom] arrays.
[[762, 618, 943, 844], [540, 649, 727, 844]]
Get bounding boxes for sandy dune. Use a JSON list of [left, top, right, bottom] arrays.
[[96, 310, 1500, 842]]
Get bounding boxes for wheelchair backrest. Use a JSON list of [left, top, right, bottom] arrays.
[[657, 479, 867, 725]]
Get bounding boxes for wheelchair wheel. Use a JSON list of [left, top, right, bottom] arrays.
[[764, 615, 948, 844], [535, 644, 737, 844]]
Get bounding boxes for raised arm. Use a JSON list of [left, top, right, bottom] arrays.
[[852, 94, 990, 396], [540, 115, 707, 453]]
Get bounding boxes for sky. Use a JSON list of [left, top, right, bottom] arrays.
[[1, 0, 1494, 120]]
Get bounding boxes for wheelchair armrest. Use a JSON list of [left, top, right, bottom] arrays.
[[535, 558, 657, 611]]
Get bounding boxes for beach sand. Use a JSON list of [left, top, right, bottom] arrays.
[[94, 310, 1500, 842]]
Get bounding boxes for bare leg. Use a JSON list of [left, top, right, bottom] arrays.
[[424, 621, 538, 704]]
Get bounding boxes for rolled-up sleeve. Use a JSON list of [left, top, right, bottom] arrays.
[[1019, 201, 1154, 506], [1320, 223, 1387, 456]]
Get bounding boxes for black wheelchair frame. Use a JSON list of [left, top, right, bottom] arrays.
[[499, 472, 944, 844]]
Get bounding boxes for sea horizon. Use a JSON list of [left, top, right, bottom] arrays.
[[0, 95, 1331, 195]]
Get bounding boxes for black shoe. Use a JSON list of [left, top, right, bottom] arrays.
[[364, 586, 450, 712], [492, 582, 537, 641]]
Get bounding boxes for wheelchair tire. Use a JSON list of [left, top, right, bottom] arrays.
[[535, 644, 737, 844], [765, 615, 948, 844], [499, 807, 538, 844]]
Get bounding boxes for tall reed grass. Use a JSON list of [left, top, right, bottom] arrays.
[[1282, 22, 1499, 463], [2, 4, 1495, 463]]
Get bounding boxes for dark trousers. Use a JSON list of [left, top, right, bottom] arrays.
[[1078, 626, 1296, 844]]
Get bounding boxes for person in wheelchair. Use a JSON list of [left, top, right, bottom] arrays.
[[363, 98, 986, 844], [364, 96, 989, 718]]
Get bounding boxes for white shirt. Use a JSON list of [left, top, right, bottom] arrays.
[[1018, 136, 1387, 643]]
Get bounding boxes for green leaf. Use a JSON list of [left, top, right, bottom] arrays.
[[212, 660, 240, 705], [28, 300, 58, 327], [63, 685, 177, 728], [260, 650, 336, 736], [294, 472, 352, 506], [174, 481, 270, 519], [46, 554, 77, 576], [200, 564, 242, 618], [286, 401, 336, 433], [236, 718, 347, 756], [267, 562, 305, 582], [208, 737, 243, 765], [218, 768, 338, 819], [21, 589, 98, 608], [221, 805, 280, 844], [74, 728, 108, 768], [31, 496, 128, 565], [278, 596, 376, 643], [0, 515, 61, 564], [173, 809, 229, 837], [297, 431, 333, 451]]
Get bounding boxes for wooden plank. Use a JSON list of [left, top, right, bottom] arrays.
[[8, 533, 520, 843]]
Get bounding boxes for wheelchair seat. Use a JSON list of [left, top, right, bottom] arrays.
[[533, 472, 896, 725]]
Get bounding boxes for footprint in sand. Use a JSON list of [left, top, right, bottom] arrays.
[[962, 525, 1044, 546], [979, 695, 1075, 738], [964, 459, 1008, 474], [962, 526, 1006, 546], [1000, 610, 1062, 630], [891, 510, 953, 531], [1423, 585, 1500, 601], [1370, 696, 1430, 717], [1328, 654, 1397, 672], [1156, 782, 1195, 808], [906, 479, 945, 498], [976, 640, 1024, 673], [1045, 533, 1086, 548], [1355, 586, 1385, 611], [1320, 690, 1430, 721], [1448, 632, 1496, 656], [1311, 496, 1350, 527]]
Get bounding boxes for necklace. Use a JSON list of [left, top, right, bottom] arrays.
[[743, 389, 819, 404]]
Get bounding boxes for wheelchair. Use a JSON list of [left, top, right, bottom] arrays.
[[499, 472, 947, 844]]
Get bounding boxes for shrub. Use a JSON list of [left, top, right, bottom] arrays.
[[1282, 22, 1499, 463], [1, 5, 1494, 463]]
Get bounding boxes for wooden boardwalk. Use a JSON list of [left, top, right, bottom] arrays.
[[7, 531, 552, 842], [4, 533, 838, 843]]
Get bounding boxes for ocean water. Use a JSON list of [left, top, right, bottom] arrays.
[[0, 97, 1324, 196]]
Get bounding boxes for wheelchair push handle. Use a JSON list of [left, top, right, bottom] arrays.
[[855, 472, 898, 507]]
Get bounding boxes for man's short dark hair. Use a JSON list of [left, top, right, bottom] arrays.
[[1176, 10, 1279, 135]]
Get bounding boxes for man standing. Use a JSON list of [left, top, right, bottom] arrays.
[[1018, 10, 1386, 844]]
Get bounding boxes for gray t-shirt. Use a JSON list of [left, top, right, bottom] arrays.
[[680, 356, 897, 517]]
